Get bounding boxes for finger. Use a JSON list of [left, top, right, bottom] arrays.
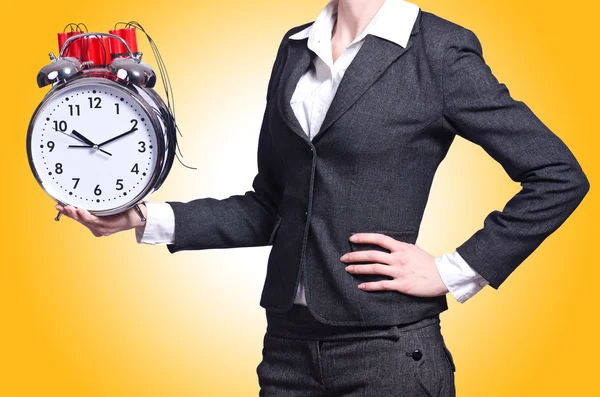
[[55, 203, 65, 212], [341, 250, 392, 265], [346, 263, 396, 277], [349, 233, 410, 252], [64, 205, 79, 221], [357, 280, 398, 291], [58, 205, 72, 219], [76, 207, 100, 226], [79, 215, 113, 236]]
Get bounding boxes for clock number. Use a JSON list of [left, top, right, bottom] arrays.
[[53, 120, 67, 132], [72, 178, 80, 189], [115, 103, 120, 115], [116, 179, 124, 190], [94, 185, 102, 196], [88, 97, 102, 109], [130, 119, 138, 129], [138, 141, 146, 152], [68, 104, 80, 116], [47, 141, 55, 152], [131, 163, 139, 174], [55, 163, 63, 174]]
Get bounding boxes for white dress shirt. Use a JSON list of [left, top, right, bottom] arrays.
[[136, 0, 489, 304]]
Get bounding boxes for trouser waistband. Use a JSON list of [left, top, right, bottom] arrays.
[[266, 304, 440, 341]]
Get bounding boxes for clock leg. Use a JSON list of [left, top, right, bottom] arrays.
[[55, 211, 62, 222], [133, 204, 147, 223]]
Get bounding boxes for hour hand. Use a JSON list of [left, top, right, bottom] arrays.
[[71, 130, 96, 147]]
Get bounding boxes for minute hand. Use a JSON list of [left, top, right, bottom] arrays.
[[97, 128, 138, 147]]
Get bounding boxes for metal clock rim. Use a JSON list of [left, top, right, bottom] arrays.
[[142, 87, 177, 193], [26, 76, 173, 216]]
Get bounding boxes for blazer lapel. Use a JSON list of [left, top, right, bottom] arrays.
[[276, 39, 314, 144], [276, 9, 422, 145], [314, 32, 418, 144]]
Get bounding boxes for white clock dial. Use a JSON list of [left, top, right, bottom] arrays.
[[28, 82, 159, 213]]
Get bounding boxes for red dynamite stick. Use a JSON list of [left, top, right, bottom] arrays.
[[116, 27, 138, 54], [101, 37, 111, 65], [57, 31, 84, 59], [57, 32, 69, 54], [109, 29, 127, 58], [82, 36, 107, 67], [69, 31, 83, 59]]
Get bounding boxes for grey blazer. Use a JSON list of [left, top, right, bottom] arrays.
[[165, 9, 590, 326]]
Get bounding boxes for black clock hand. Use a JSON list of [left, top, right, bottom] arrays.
[[97, 127, 138, 147], [68, 145, 113, 156], [71, 130, 96, 147], [68, 130, 112, 156], [57, 130, 86, 144]]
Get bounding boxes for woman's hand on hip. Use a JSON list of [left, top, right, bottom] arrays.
[[340, 233, 449, 298]]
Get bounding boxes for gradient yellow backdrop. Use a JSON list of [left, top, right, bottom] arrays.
[[2, 0, 597, 395]]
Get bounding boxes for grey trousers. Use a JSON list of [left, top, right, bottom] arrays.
[[257, 304, 456, 397]]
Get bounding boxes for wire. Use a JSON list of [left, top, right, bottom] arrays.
[[115, 21, 196, 170], [61, 22, 84, 56], [76, 23, 88, 33], [63, 23, 78, 33]]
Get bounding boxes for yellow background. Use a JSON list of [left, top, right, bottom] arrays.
[[2, 0, 597, 395]]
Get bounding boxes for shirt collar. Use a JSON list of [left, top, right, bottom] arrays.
[[288, 0, 420, 49]]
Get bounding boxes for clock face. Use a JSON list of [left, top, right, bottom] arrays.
[[28, 81, 160, 213]]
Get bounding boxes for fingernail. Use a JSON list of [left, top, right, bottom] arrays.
[[340, 254, 346, 261], [349, 235, 357, 241], [345, 266, 352, 272], [357, 284, 365, 289]]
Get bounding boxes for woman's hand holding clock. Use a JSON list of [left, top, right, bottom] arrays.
[[54, 202, 147, 237], [341, 233, 449, 298]]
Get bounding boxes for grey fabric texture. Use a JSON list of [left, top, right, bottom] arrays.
[[258, 305, 456, 396], [165, 9, 589, 326]]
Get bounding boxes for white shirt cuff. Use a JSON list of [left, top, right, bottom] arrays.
[[435, 250, 489, 303], [135, 201, 175, 245]]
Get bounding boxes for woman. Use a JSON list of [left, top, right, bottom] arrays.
[[56, 0, 589, 395]]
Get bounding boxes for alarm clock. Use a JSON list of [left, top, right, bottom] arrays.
[[27, 32, 177, 221]]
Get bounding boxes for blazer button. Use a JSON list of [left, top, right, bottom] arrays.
[[406, 349, 422, 361], [302, 211, 308, 221]]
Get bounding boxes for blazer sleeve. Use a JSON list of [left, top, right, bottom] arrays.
[[441, 27, 590, 289], [164, 31, 289, 253]]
